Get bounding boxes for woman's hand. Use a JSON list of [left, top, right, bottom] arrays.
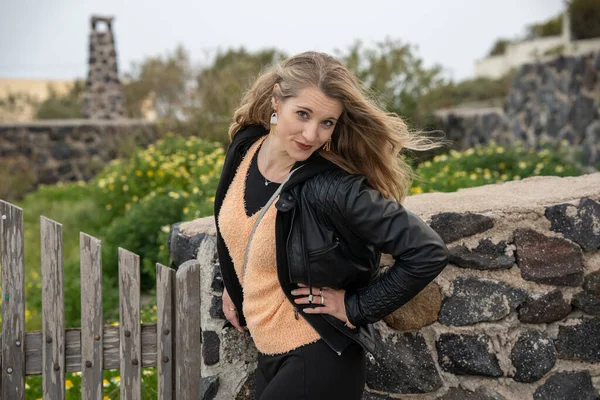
[[291, 283, 354, 326], [222, 288, 245, 332]]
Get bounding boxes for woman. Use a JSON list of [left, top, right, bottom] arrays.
[[214, 51, 450, 399]]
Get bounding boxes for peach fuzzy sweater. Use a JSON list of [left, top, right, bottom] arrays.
[[218, 136, 321, 355]]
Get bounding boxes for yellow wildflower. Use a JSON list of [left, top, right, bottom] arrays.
[[470, 173, 477, 180], [122, 184, 129, 192], [498, 162, 505, 169], [168, 191, 180, 199], [411, 186, 423, 194], [147, 170, 154, 177], [105, 204, 112, 211], [496, 147, 505, 154], [136, 170, 143, 177], [555, 165, 564, 173], [65, 380, 73, 389], [103, 379, 110, 387], [157, 170, 164, 177], [518, 161, 527, 169]]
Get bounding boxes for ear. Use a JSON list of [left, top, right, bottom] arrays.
[[272, 83, 281, 110]]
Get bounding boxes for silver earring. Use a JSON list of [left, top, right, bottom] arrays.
[[270, 112, 278, 125]]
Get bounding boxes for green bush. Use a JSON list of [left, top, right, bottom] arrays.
[[410, 139, 583, 195], [569, 0, 600, 40], [92, 133, 224, 289]]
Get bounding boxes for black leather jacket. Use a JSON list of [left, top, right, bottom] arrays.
[[214, 125, 450, 360]]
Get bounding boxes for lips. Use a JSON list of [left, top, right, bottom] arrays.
[[295, 141, 312, 151]]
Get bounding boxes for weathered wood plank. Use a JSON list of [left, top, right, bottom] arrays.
[[156, 263, 175, 400], [80, 233, 103, 400], [175, 260, 201, 400], [41, 216, 65, 400], [22, 324, 158, 374], [0, 200, 26, 400], [119, 248, 141, 400]]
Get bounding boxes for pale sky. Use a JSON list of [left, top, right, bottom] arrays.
[[0, 0, 565, 82]]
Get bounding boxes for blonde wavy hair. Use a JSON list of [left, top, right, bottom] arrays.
[[229, 51, 450, 203]]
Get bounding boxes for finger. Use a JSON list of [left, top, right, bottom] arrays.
[[294, 295, 327, 305], [297, 283, 307, 287], [302, 307, 326, 314]]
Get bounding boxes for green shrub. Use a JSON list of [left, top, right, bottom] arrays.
[[93, 133, 224, 289], [569, 0, 600, 40], [410, 139, 583, 195]]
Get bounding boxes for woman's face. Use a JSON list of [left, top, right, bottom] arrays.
[[272, 85, 343, 162]]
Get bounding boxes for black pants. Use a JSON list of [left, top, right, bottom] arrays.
[[255, 339, 367, 400]]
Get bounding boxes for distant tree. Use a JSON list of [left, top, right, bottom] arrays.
[[335, 37, 445, 129], [36, 81, 85, 119], [488, 39, 511, 56], [527, 14, 563, 38], [122, 44, 191, 120], [569, 0, 600, 39], [0, 92, 38, 121]]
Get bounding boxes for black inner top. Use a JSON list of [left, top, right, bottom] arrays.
[[244, 143, 280, 217]]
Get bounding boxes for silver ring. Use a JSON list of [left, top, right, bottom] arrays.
[[319, 288, 323, 296], [308, 294, 313, 303], [321, 295, 325, 305]]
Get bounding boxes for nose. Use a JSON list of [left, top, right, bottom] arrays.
[[302, 122, 318, 143]]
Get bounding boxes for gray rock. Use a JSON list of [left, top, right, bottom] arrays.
[[202, 331, 220, 366], [430, 212, 494, 243], [571, 94, 596, 134], [212, 263, 224, 292], [510, 330, 556, 383], [235, 370, 256, 400], [200, 375, 219, 400], [533, 371, 599, 400], [545, 198, 600, 252], [573, 291, 600, 315], [366, 331, 442, 394], [439, 276, 527, 326], [438, 387, 506, 400], [555, 318, 600, 362], [583, 271, 600, 294], [514, 228, 584, 286], [436, 333, 502, 377], [50, 143, 72, 160], [210, 295, 225, 319], [168, 223, 205, 270], [518, 290, 572, 324], [448, 238, 514, 270]]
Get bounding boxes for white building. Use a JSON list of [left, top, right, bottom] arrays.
[[476, 13, 600, 79]]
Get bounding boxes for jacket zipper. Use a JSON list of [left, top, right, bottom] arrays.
[[307, 237, 339, 258], [325, 318, 377, 363]]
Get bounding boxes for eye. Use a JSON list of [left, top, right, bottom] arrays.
[[297, 111, 309, 119], [322, 120, 334, 128]]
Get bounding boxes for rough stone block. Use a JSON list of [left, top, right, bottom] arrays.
[[366, 331, 442, 394], [439, 277, 526, 326], [510, 330, 556, 383], [436, 333, 502, 377], [555, 318, 600, 362], [202, 331, 220, 366], [514, 228, 584, 286], [545, 197, 600, 251], [384, 282, 441, 331], [200, 375, 219, 400], [212, 263, 224, 292], [533, 371, 599, 400], [235, 370, 256, 400], [449, 238, 514, 270], [518, 290, 571, 324], [209, 295, 225, 319], [430, 212, 494, 243]]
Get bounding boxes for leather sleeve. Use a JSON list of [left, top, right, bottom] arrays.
[[322, 171, 450, 326]]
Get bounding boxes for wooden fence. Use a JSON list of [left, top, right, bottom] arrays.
[[0, 199, 202, 399]]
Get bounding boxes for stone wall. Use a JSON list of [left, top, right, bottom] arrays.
[[0, 119, 157, 188], [434, 52, 600, 167], [170, 172, 600, 399]]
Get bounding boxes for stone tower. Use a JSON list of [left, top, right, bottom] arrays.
[[82, 16, 126, 119]]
